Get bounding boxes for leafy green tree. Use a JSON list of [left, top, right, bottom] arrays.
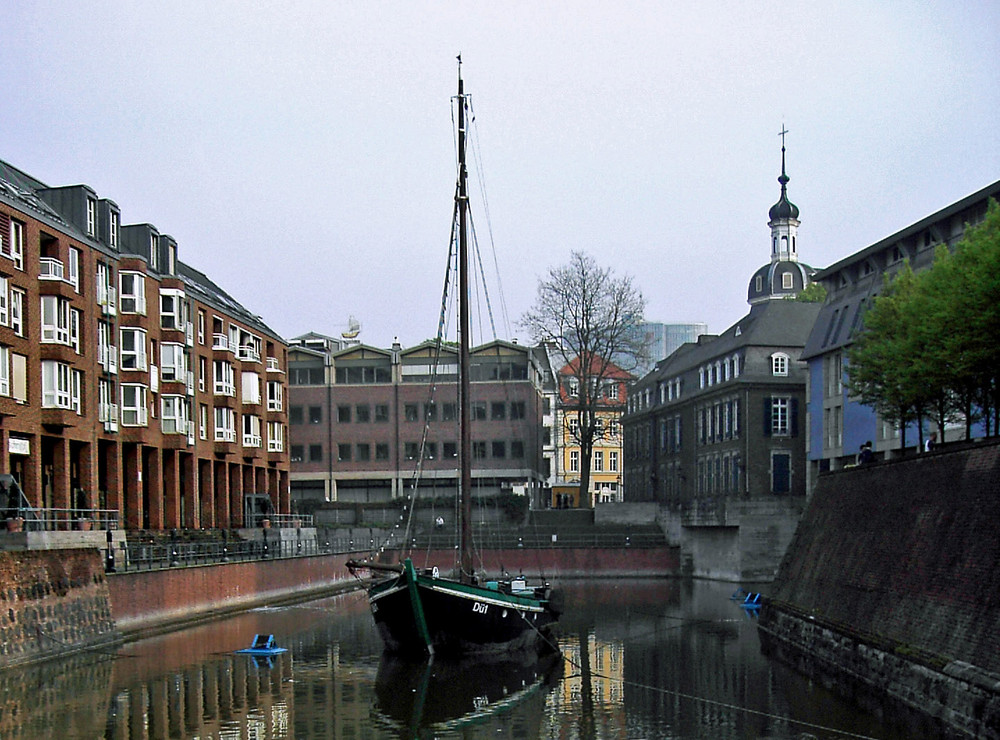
[[790, 281, 827, 303]]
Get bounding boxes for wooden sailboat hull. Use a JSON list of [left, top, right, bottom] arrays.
[[367, 559, 560, 656]]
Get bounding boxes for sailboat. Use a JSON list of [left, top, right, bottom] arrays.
[[347, 60, 562, 657]]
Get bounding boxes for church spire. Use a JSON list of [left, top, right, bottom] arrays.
[[768, 126, 799, 262]]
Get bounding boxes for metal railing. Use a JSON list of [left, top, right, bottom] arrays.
[[377, 530, 667, 551], [5, 507, 119, 531]]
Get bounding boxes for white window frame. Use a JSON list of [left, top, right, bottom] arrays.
[[214, 360, 235, 396], [266, 380, 283, 411], [771, 352, 789, 376], [241, 371, 261, 404], [593, 450, 604, 472], [0, 346, 9, 396], [9, 220, 24, 269], [267, 421, 284, 452], [68, 247, 81, 291], [119, 271, 147, 314], [609, 450, 619, 473], [214, 406, 236, 442], [109, 211, 119, 249], [0, 277, 7, 325], [161, 395, 188, 435], [160, 289, 185, 330], [86, 198, 97, 236], [40, 296, 71, 345], [120, 327, 148, 371], [771, 396, 790, 436], [569, 449, 580, 473], [121, 383, 149, 426], [42, 360, 72, 409], [242, 413, 262, 447], [160, 343, 186, 381]]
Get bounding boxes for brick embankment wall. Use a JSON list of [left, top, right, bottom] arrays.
[[758, 440, 1000, 737], [108, 553, 360, 636], [0, 549, 118, 669]]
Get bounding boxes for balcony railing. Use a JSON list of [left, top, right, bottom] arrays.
[[266, 357, 282, 372], [237, 345, 260, 363], [212, 334, 231, 351], [39, 257, 65, 281], [4, 507, 119, 531]]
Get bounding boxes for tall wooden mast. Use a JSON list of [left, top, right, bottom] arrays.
[[457, 58, 474, 581]]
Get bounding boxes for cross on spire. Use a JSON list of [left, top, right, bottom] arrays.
[[778, 125, 788, 148]]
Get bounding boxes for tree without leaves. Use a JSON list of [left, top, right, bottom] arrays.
[[520, 251, 647, 502]]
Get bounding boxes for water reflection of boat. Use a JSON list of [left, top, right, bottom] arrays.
[[374, 649, 563, 736]]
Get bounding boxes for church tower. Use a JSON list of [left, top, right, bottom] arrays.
[[748, 131, 814, 305]]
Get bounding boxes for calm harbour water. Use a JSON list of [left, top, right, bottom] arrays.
[[1, 579, 923, 739]]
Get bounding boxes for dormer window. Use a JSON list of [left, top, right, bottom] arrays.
[[782, 272, 793, 289], [109, 211, 119, 249], [755, 275, 763, 292], [149, 234, 159, 271], [86, 198, 98, 236], [771, 352, 789, 376]]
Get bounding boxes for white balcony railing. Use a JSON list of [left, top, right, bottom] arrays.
[[238, 345, 260, 363], [212, 334, 231, 351], [39, 257, 65, 281], [266, 357, 282, 372]]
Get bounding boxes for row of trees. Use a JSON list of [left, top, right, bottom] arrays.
[[848, 199, 1000, 448]]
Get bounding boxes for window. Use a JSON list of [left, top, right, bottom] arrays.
[[491, 402, 506, 420], [375, 443, 390, 460], [772, 452, 791, 494], [473, 441, 486, 459], [593, 450, 604, 472], [199, 356, 206, 391], [404, 442, 419, 460], [213, 360, 235, 396], [267, 381, 283, 411], [161, 396, 188, 434], [290, 445, 304, 462], [161, 343, 185, 381], [197, 310, 205, 344], [568, 417, 579, 437], [199, 403, 208, 439], [782, 271, 793, 289], [12, 353, 26, 403], [374, 404, 389, 422], [149, 233, 159, 271], [9, 288, 24, 336], [569, 450, 580, 473], [8, 220, 24, 269], [424, 403, 437, 422], [511, 440, 525, 458], [120, 328, 148, 370], [40, 296, 72, 345], [310, 445, 324, 462], [267, 421, 284, 452], [214, 407, 236, 442], [771, 397, 790, 436], [356, 443, 370, 461], [609, 450, 619, 472], [119, 272, 146, 314], [566, 378, 579, 397], [443, 441, 458, 459], [605, 382, 619, 400], [66, 247, 81, 292], [160, 289, 186, 330], [309, 406, 322, 424], [121, 383, 149, 426], [441, 402, 456, 421], [241, 372, 261, 404], [289, 406, 303, 425], [424, 442, 437, 460], [755, 275, 763, 292], [337, 405, 352, 423], [109, 211, 119, 249], [0, 346, 8, 396], [472, 402, 486, 421], [771, 353, 789, 376], [243, 414, 262, 447], [404, 404, 418, 422], [492, 441, 506, 458]]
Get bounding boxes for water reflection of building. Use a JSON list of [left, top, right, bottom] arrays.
[[550, 635, 627, 732]]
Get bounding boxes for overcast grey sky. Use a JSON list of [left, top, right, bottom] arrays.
[[2, 2, 997, 349]]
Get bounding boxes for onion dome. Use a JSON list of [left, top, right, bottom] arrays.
[[768, 145, 799, 222]]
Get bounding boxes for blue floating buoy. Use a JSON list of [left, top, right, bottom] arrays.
[[236, 634, 288, 656]]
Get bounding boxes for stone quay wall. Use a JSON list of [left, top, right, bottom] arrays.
[[758, 439, 1000, 737], [0, 549, 119, 669]]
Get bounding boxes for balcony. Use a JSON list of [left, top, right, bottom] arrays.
[[212, 334, 231, 352], [266, 357, 282, 372], [237, 345, 260, 363], [39, 257, 65, 281]]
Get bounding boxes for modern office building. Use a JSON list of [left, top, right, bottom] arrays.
[[0, 157, 290, 531], [633, 322, 709, 376], [802, 179, 1000, 487], [288, 336, 548, 508]]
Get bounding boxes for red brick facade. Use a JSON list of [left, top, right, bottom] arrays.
[[0, 160, 289, 530]]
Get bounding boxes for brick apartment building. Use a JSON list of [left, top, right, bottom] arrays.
[[288, 335, 548, 508], [0, 158, 290, 531]]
